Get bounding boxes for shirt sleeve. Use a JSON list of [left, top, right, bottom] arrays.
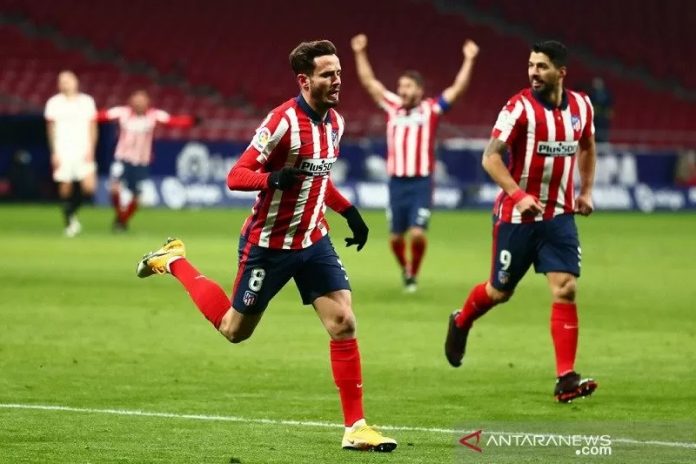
[[491, 96, 527, 145], [85, 95, 97, 120], [154, 109, 171, 124], [432, 94, 451, 115], [103, 106, 127, 120], [44, 97, 56, 120], [226, 148, 272, 191], [226, 111, 291, 191], [379, 89, 402, 111], [245, 110, 291, 163], [581, 94, 595, 140], [325, 178, 352, 213]]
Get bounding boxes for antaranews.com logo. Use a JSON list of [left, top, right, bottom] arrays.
[[460, 430, 612, 457]]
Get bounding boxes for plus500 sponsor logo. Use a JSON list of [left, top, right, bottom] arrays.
[[299, 157, 337, 176], [537, 141, 579, 157]]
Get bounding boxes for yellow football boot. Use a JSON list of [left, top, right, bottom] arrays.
[[342, 424, 397, 452], [136, 238, 186, 278]]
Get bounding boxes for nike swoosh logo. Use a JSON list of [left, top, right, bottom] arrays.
[[357, 384, 363, 388], [563, 324, 578, 329]]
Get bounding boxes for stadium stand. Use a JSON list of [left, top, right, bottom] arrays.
[[0, 0, 694, 144]]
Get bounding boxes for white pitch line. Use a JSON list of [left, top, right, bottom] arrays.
[[1, 403, 694, 450]]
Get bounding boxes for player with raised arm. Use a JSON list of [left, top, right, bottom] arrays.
[[444, 41, 598, 402], [135, 40, 397, 452], [351, 33, 479, 292], [98, 90, 196, 231], [44, 71, 98, 237]]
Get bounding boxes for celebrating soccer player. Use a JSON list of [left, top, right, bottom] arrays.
[[444, 41, 598, 403], [44, 71, 98, 237], [98, 90, 196, 231], [351, 33, 479, 292], [136, 40, 397, 452]]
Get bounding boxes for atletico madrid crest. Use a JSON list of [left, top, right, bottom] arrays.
[[571, 115, 581, 132], [243, 290, 257, 307]]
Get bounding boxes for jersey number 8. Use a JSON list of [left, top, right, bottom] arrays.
[[248, 268, 266, 292]]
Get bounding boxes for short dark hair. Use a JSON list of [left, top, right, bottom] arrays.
[[400, 70, 424, 88], [289, 40, 337, 75], [532, 40, 568, 68]]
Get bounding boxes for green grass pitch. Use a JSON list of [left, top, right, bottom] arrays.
[[1, 205, 695, 463]]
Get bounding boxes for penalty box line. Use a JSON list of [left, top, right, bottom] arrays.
[[1, 403, 694, 450]]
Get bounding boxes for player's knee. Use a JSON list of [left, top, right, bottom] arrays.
[[487, 284, 513, 304], [328, 310, 356, 339], [553, 278, 577, 302], [409, 227, 426, 240], [218, 318, 253, 344]]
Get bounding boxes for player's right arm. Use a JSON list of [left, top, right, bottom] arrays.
[[483, 97, 543, 215], [227, 112, 304, 191], [97, 106, 126, 122], [351, 34, 387, 106]]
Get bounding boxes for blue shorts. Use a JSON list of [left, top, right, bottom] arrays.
[[387, 176, 432, 234], [490, 213, 581, 291], [231, 235, 351, 314], [110, 161, 149, 193]]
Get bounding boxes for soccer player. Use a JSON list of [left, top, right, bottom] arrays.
[[135, 40, 397, 452], [98, 90, 196, 231], [351, 33, 479, 292], [444, 41, 598, 403], [44, 70, 98, 237]]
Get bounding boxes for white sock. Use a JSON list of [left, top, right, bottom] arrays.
[[345, 418, 366, 433], [166, 256, 183, 273]]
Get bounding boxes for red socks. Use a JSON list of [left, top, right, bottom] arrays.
[[454, 282, 496, 329], [111, 190, 138, 226], [410, 236, 427, 278], [120, 198, 138, 224], [330, 338, 364, 427], [551, 302, 578, 377], [390, 235, 427, 278], [170, 259, 231, 328], [389, 237, 407, 271]]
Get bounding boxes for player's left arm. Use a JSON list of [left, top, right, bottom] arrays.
[[575, 137, 596, 216], [155, 109, 198, 128], [575, 95, 596, 216], [439, 39, 479, 109], [326, 179, 369, 251]]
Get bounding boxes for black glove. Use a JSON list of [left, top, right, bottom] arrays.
[[341, 205, 369, 251], [268, 167, 305, 190]]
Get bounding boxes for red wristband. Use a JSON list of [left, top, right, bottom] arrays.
[[510, 189, 527, 204]]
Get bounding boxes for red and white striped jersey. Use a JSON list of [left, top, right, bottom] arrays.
[[492, 88, 595, 223], [380, 90, 447, 177], [233, 96, 346, 250], [104, 106, 171, 165]]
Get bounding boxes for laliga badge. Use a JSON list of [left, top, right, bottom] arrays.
[[252, 127, 272, 151]]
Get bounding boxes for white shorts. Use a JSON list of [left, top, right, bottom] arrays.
[[53, 158, 96, 183]]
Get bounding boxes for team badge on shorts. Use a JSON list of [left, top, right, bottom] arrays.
[[242, 290, 257, 307], [498, 270, 510, 285]]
